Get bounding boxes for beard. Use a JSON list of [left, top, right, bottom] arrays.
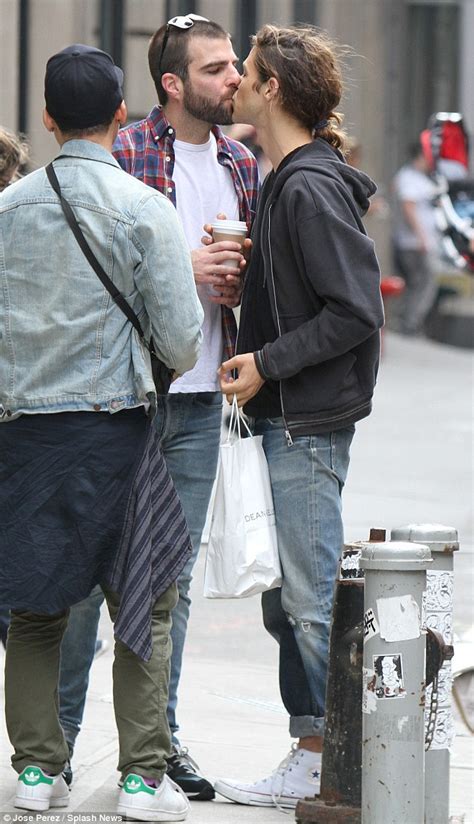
[[183, 82, 234, 125]]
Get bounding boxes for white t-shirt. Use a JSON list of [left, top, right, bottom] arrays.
[[437, 158, 467, 181], [392, 165, 438, 251], [170, 134, 239, 393]]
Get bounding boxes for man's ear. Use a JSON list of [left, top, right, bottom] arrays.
[[161, 72, 183, 101], [115, 101, 128, 126], [42, 108, 56, 133]]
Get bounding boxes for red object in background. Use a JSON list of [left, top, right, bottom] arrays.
[[381, 275, 405, 299], [421, 116, 469, 173], [380, 276, 405, 353]]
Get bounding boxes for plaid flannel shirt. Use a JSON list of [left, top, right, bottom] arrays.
[[113, 106, 260, 360]]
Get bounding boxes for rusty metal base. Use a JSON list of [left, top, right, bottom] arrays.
[[295, 798, 361, 823]]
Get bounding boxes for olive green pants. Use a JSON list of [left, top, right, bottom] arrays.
[[5, 583, 178, 781]]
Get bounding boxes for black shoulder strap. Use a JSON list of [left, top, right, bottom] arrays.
[[45, 161, 146, 343]]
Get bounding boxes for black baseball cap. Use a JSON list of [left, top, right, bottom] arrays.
[[44, 44, 124, 130]]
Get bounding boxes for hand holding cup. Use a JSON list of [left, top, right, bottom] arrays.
[[210, 219, 248, 270]]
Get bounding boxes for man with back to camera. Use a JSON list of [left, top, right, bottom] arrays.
[[0, 43, 203, 822], [49, 12, 259, 798]]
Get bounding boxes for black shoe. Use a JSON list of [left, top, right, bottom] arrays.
[[62, 759, 73, 787], [62, 743, 74, 787], [166, 746, 215, 801]]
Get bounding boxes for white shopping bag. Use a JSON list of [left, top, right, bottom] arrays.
[[204, 396, 282, 598]]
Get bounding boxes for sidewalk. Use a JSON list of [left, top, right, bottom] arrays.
[[1, 330, 473, 823]]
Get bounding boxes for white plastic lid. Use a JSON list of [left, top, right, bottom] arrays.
[[211, 219, 247, 232]]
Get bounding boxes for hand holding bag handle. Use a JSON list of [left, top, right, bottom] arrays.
[[204, 394, 282, 599], [226, 393, 253, 443], [45, 161, 173, 395]]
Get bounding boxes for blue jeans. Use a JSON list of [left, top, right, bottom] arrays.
[[59, 585, 103, 749], [0, 606, 9, 647], [154, 392, 222, 743], [54, 392, 222, 749], [252, 417, 354, 739]]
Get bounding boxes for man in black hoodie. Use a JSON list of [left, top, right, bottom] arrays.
[[214, 24, 384, 809]]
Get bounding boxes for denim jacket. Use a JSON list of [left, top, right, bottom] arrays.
[[0, 140, 203, 420]]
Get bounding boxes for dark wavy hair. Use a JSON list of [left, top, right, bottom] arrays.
[[252, 24, 348, 151]]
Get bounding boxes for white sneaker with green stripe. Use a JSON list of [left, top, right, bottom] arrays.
[[117, 773, 190, 821], [15, 765, 70, 812]]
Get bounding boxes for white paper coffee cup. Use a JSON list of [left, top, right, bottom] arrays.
[[211, 219, 248, 269]]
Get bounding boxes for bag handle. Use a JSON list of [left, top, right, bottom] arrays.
[[45, 161, 151, 351], [226, 394, 252, 443]]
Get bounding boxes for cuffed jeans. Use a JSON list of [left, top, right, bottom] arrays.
[[154, 392, 222, 743], [5, 583, 177, 780], [252, 417, 354, 739]]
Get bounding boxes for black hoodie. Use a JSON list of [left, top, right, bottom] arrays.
[[237, 139, 384, 439]]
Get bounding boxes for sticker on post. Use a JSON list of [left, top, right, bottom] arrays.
[[425, 570, 454, 613], [426, 611, 453, 645], [425, 705, 455, 750], [376, 594, 421, 642], [339, 549, 363, 580], [362, 667, 377, 714], [373, 654, 406, 699], [363, 608, 379, 642], [421, 589, 427, 630]]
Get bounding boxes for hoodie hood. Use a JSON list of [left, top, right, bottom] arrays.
[[272, 138, 377, 215]]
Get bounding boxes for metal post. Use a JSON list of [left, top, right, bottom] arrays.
[[359, 540, 432, 824], [296, 529, 385, 824], [296, 540, 366, 824], [391, 524, 459, 824]]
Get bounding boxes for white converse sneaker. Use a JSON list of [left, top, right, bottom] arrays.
[[117, 773, 190, 822], [15, 765, 70, 812], [214, 745, 321, 809]]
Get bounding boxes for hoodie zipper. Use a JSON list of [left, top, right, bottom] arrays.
[[267, 203, 294, 447], [231, 163, 253, 363]]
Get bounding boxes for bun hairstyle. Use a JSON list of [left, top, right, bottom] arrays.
[[252, 24, 347, 152]]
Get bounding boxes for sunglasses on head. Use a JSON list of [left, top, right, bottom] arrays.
[[158, 14, 210, 74]]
